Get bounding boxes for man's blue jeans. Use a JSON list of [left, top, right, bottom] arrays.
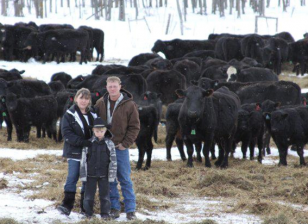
[[110, 148, 136, 213], [64, 159, 85, 193]]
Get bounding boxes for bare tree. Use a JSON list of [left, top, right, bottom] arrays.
[[119, 0, 125, 20], [134, 0, 138, 19], [2, 0, 7, 16], [106, 0, 112, 20]]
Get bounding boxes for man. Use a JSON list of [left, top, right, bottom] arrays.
[[95, 76, 140, 220]]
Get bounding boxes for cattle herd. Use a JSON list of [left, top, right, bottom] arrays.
[[1, 23, 308, 170], [0, 22, 104, 64]]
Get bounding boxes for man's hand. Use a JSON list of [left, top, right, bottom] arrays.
[[116, 143, 126, 150]]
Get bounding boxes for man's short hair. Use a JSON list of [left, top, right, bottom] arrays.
[[107, 76, 121, 84]]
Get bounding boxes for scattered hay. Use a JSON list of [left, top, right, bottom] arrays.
[[0, 178, 8, 189], [0, 218, 21, 224], [262, 213, 297, 224]]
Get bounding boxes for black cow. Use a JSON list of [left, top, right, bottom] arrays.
[[78, 26, 94, 61], [48, 81, 66, 95], [208, 33, 246, 41], [0, 96, 13, 141], [135, 92, 162, 170], [241, 34, 265, 64], [215, 37, 243, 61], [92, 28, 105, 62], [6, 93, 58, 142], [201, 65, 228, 81], [145, 57, 173, 70], [262, 37, 289, 75], [128, 53, 161, 67], [66, 75, 87, 89], [38, 24, 74, 32], [0, 78, 52, 140], [288, 39, 308, 76], [0, 78, 52, 97], [176, 86, 239, 168], [165, 98, 216, 163], [264, 106, 308, 166], [103, 66, 147, 76], [229, 67, 278, 82], [146, 70, 186, 105], [173, 59, 201, 86], [92, 74, 147, 102], [50, 72, 72, 87], [91, 64, 124, 75], [2, 24, 36, 61], [170, 57, 203, 67], [25, 29, 89, 64], [67, 75, 100, 90], [236, 81, 301, 105], [151, 39, 215, 59], [241, 57, 264, 67], [0, 69, 24, 81], [274, 32, 295, 43], [233, 103, 264, 163], [183, 50, 216, 60]]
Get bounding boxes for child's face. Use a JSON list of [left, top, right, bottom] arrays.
[[93, 128, 106, 140]]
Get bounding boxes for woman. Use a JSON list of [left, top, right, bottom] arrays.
[[57, 88, 97, 216]]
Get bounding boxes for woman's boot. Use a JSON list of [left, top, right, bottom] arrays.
[[57, 192, 76, 216]]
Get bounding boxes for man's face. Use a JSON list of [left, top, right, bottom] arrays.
[[106, 81, 121, 98]]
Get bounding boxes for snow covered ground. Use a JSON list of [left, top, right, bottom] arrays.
[[0, 146, 306, 223]]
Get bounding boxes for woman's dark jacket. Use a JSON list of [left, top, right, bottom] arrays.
[[61, 105, 97, 159]]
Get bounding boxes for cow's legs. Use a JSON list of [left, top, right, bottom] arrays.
[[184, 138, 195, 168]]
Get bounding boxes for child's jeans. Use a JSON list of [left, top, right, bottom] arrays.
[[84, 177, 110, 216]]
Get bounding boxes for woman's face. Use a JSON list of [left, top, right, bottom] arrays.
[[75, 94, 90, 111]]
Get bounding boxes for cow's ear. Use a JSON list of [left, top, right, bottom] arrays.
[[203, 89, 214, 97], [255, 103, 261, 111], [175, 89, 186, 98], [263, 112, 271, 120], [274, 102, 281, 108], [190, 80, 198, 86]]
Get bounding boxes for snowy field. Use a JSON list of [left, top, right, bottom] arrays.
[[0, 146, 306, 224], [1, 0, 308, 223]]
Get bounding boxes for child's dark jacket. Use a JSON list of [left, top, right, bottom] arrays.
[[80, 136, 117, 182]]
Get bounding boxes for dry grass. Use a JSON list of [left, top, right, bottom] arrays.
[[2, 152, 308, 223]]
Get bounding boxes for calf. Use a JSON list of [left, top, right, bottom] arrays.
[[135, 92, 162, 170], [264, 106, 308, 166], [233, 104, 264, 163], [6, 93, 58, 142]]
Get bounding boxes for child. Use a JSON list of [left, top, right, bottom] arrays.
[[80, 117, 117, 219]]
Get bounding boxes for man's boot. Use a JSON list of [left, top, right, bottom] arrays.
[[57, 192, 76, 216], [80, 192, 85, 214]]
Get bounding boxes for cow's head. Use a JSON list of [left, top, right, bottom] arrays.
[[196, 78, 219, 90], [5, 93, 20, 112], [261, 100, 281, 113], [151, 40, 165, 54], [176, 86, 213, 120], [237, 110, 250, 132], [269, 110, 289, 134]]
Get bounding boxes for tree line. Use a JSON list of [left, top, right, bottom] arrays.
[[0, 0, 306, 21]]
